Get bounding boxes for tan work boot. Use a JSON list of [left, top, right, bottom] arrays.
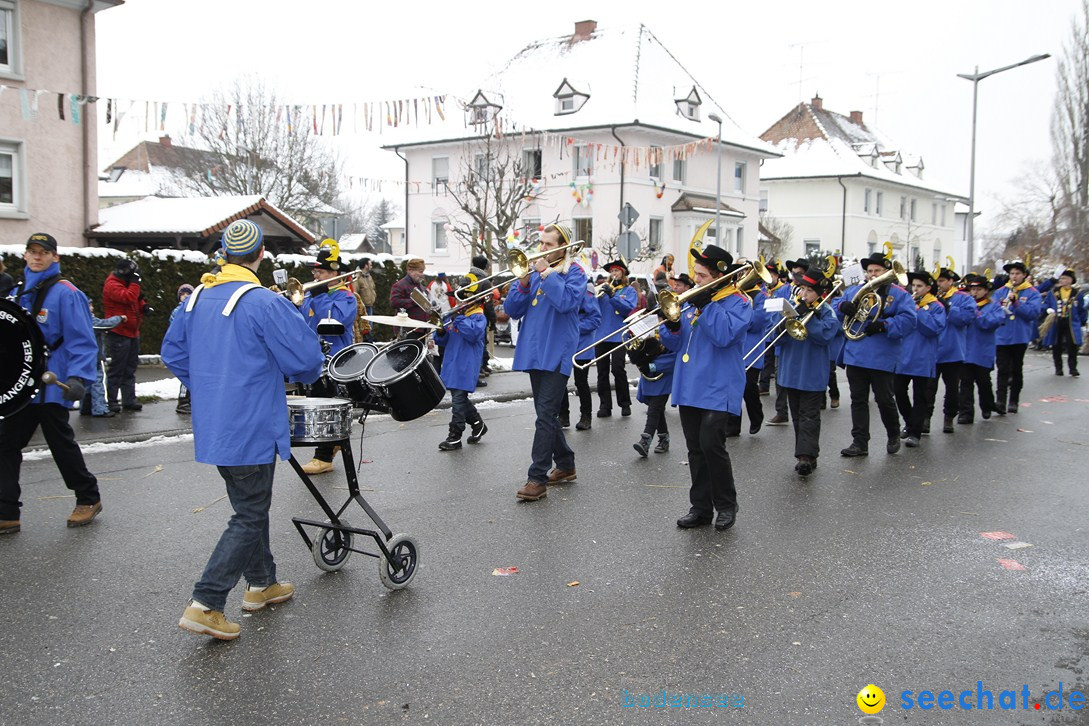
[[179, 603, 241, 640], [546, 468, 576, 484], [0, 520, 20, 535], [301, 458, 334, 475], [67, 502, 102, 527], [242, 582, 295, 612], [516, 481, 548, 501]]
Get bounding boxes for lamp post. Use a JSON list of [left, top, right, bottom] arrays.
[[708, 113, 724, 252], [957, 53, 1050, 272]]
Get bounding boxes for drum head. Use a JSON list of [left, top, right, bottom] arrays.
[[328, 343, 380, 383], [364, 339, 425, 385], [0, 298, 46, 420]]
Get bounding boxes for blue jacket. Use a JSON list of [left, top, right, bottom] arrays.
[[434, 309, 486, 392], [963, 297, 1005, 369], [300, 284, 357, 355], [741, 289, 772, 371], [1041, 287, 1086, 347], [828, 326, 845, 363], [837, 283, 917, 372], [896, 297, 946, 378], [505, 262, 588, 376], [91, 313, 124, 362], [161, 268, 324, 466], [659, 291, 752, 413], [574, 288, 603, 362], [777, 303, 840, 391], [993, 283, 1042, 346], [936, 289, 975, 364], [636, 344, 676, 401], [12, 262, 98, 407], [595, 284, 638, 344]]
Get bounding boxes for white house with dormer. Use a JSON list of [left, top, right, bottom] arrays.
[[384, 20, 777, 275], [759, 95, 968, 271]]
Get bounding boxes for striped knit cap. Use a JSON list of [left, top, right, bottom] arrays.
[[221, 219, 263, 255]]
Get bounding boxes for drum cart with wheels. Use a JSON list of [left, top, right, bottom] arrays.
[[286, 398, 419, 590]]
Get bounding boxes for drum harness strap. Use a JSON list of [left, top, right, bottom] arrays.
[[13, 274, 65, 351], [185, 282, 264, 316]]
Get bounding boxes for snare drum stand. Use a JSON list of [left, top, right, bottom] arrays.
[[288, 423, 419, 590]]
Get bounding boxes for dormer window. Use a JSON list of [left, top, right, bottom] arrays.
[[674, 86, 702, 122], [468, 90, 502, 126], [553, 78, 589, 116]]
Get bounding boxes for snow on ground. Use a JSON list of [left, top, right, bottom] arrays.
[[136, 377, 181, 400], [24, 433, 193, 461], [487, 356, 514, 372]]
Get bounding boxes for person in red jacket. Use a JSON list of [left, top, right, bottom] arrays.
[[102, 258, 148, 412]]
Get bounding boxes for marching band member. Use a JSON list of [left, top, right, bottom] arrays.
[[927, 267, 976, 433], [1, 233, 102, 534], [660, 245, 751, 531], [767, 259, 806, 424], [631, 333, 676, 457], [894, 272, 946, 448], [776, 267, 840, 476], [992, 260, 1042, 414], [434, 295, 488, 451], [163, 219, 324, 640], [298, 241, 359, 476], [958, 274, 1005, 422], [504, 223, 587, 502], [561, 280, 602, 431], [1041, 269, 1084, 376], [594, 259, 638, 418], [836, 254, 917, 457], [732, 274, 770, 436], [757, 261, 786, 396]]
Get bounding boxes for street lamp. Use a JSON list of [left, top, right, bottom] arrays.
[[957, 53, 1050, 271], [708, 113, 723, 253]]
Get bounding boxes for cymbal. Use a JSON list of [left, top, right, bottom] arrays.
[[362, 313, 439, 330]]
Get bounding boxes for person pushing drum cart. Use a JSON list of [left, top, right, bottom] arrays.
[[163, 220, 424, 642]]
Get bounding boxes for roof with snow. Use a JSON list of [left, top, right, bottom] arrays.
[[89, 195, 316, 249], [759, 97, 965, 200], [383, 22, 776, 157]]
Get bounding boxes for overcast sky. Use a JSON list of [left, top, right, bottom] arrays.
[[95, 0, 1080, 235]]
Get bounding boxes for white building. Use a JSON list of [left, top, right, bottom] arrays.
[[384, 20, 777, 274], [759, 96, 968, 271]]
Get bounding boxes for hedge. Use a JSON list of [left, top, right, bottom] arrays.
[[1, 246, 420, 353]]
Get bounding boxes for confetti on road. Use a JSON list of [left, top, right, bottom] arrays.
[[567, 581, 580, 587], [997, 558, 1027, 571], [788, 592, 802, 598], [1016, 428, 1033, 433], [981, 531, 1016, 540], [982, 438, 1008, 443], [921, 481, 933, 486], [492, 567, 519, 576], [1039, 395, 1067, 403], [192, 494, 228, 513], [1003, 541, 1034, 550], [141, 464, 164, 478]]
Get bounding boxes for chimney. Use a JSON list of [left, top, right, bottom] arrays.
[[159, 135, 172, 148], [849, 110, 864, 126], [810, 94, 823, 111], [573, 19, 597, 42]]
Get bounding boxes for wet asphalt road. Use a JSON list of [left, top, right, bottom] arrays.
[[2, 351, 1087, 725]]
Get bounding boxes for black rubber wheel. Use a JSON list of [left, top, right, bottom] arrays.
[[379, 533, 419, 590]]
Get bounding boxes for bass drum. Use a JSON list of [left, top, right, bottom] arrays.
[[0, 298, 46, 420], [363, 339, 446, 422], [326, 342, 391, 413]]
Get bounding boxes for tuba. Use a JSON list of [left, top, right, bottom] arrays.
[[842, 261, 907, 340]]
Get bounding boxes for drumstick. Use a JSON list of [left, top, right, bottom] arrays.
[[41, 371, 70, 392]]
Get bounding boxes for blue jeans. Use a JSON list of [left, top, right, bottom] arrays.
[[527, 370, 574, 483], [449, 388, 479, 436], [89, 361, 108, 415], [192, 463, 277, 611]]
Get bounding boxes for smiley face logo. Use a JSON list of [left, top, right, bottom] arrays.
[[856, 684, 885, 714]]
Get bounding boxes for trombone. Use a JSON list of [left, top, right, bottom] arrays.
[[744, 279, 844, 369], [842, 261, 907, 340], [273, 270, 360, 306], [452, 240, 583, 301]]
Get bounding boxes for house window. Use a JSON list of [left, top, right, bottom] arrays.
[[552, 79, 589, 116], [557, 96, 575, 113], [736, 226, 744, 254], [672, 157, 686, 184], [522, 149, 542, 179], [910, 245, 920, 268], [864, 188, 872, 214], [867, 240, 877, 256], [932, 244, 941, 266], [941, 204, 947, 227], [0, 1, 16, 75], [931, 202, 937, 225], [910, 198, 917, 222], [432, 221, 448, 253], [573, 145, 593, 178], [0, 139, 24, 213], [899, 196, 907, 220], [432, 157, 449, 193], [759, 189, 768, 213], [876, 191, 883, 216], [470, 106, 490, 125], [649, 146, 661, 179], [804, 239, 820, 257], [474, 153, 491, 182], [734, 162, 746, 193], [573, 217, 593, 245], [648, 218, 662, 251]]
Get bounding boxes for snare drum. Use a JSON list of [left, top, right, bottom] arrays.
[[363, 339, 446, 422], [287, 397, 354, 443], [327, 343, 391, 413]]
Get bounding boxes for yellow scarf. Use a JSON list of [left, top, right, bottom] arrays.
[[1005, 280, 1032, 292], [917, 293, 939, 309], [711, 284, 740, 303], [200, 264, 259, 288], [941, 287, 957, 300], [976, 296, 991, 308]]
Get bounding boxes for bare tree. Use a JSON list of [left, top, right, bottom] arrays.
[[175, 77, 343, 232], [443, 134, 535, 264], [595, 227, 657, 265], [758, 215, 792, 260], [1051, 0, 1089, 263]]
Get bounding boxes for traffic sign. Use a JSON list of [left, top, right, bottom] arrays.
[[618, 202, 639, 228], [618, 230, 641, 259]]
